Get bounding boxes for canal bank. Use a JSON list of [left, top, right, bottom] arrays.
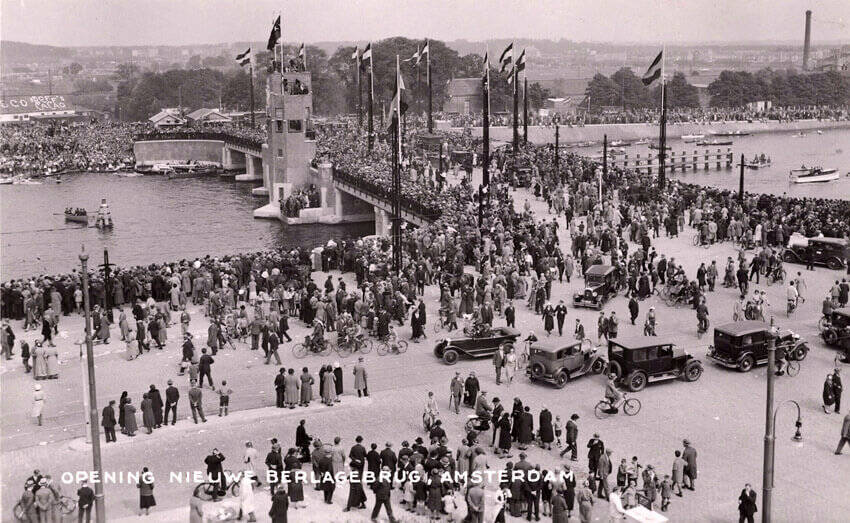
[[464, 118, 850, 144]]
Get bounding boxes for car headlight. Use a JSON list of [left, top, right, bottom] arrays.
[[592, 291, 598, 297], [573, 293, 580, 299]]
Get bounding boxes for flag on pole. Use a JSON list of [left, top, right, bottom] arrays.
[[351, 46, 359, 61], [266, 15, 281, 51], [499, 43, 513, 73], [385, 63, 407, 131], [404, 46, 420, 64], [482, 51, 489, 79], [642, 50, 663, 85], [236, 48, 251, 67], [361, 43, 372, 64], [298, 43, 305, 58], [420, 40, 430, 61], [508, 49, 525, 84]]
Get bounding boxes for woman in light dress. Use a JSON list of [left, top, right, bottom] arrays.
[[32, 384, 44, 425]]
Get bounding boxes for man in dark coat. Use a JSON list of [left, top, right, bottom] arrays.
[[274, 369, 286, 408], [164, 380, 179, 426], [491, 398, 505, 446], [295, 420, 312, 461], [199, 349, 214, 389], [517, 406, 534, 450], [148, 384, 164, 428], [366, 443, 381, 485], [349, 436, 367, 476], [379, 443, 397, 486], [832, 368, 843, 413], [265, 445, 284, 493], [504, 301, 516, 328], [101, 400, 117, 442], [682, 439, 698, 490], [555, 300, 568, 335], [370, 468, 395, 522], [317, 452, 335, 503], [561, 414, 579, 460], [737, 483, 757, 523], [587, 434, 604, 475], [204, 449, 226, 500], [279, 314, 292, 342]]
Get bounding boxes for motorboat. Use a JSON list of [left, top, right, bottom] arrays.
[[609, 140, 630, 147], [681, 134, 705, 142], [710, 130, 749, 137], [0, 178, 12, 185], [745, 156, 772, 169], [150, 163, 175, 175], [790, 166, 839, 184], [633, 138, 650, 145], [696, 139, 733, 146]]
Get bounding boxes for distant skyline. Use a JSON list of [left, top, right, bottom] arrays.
[[2, 0, 849, 47]]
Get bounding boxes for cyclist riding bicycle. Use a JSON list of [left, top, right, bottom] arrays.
[[604, 373, 622, 412], [474, 391, 493, 429], [424, 391, 439, 430], [774, 344, 788, 376], [310, 320, 326, 352]]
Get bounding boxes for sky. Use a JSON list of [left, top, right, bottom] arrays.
[[1, 0, 848, 47]]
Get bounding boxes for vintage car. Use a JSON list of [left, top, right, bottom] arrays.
[[433, 326, 521, 365], [572, 264, 618, 309], [707, 320, 809, 372], [526, 339, 606, 388], [607, 336, 703, 392], [783, 236, 849, 270], [819, 308, 850, 351]]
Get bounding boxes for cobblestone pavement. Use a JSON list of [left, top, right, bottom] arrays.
[[2, 173, 849, 522]]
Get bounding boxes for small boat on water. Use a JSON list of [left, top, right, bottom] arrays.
[[94, 198, 114, 229], [149, 163, 175, 175], [633, 138, 650, 145], [165, 164, 219, 180], [573, 141, 597, 148], [648, 143, 671, 150], [609, 140, 629, 147], [790, 166, 839, 184], [681, 134, 705, 142], [711, 130, 749, 137], [64, 212, 89, 224], [0, 178, 12, 185], [745, 156, 772, 169], [696, 139, 733, 146]]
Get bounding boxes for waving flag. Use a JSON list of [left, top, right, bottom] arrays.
[[266, 15, 281, 51], [499, 42, 513, 73], [386, 64, 407, 131], [361, 43, 372, 63], [351, 46, 359, 61], [642, 51, 663, 86], [404, 46, 421, 64], [507, 49, 525, 84], [235, 48, 251, 67]]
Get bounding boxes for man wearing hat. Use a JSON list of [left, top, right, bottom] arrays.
[[164, 379, 179, 426], [561, 414, 580, 461], [353, 357, 368, 397], [380, 442, 397, 487], [597, 448, 613, 500], [449, 372, 463, 413], [682, 439, 697, 491]]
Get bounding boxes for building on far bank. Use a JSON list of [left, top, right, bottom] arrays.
[[186, 108, 233, 127], [814, 46, 850, 76], [0, 95, 89, 124], [148, 108, 186, 129], [443, 78, 482, 115], [539, 97, 582, 118]]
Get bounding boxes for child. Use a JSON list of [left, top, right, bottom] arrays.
[[442, 489, 461, 522], [217, 380, 233, 416], [660, 474, 672, 511], [188, 361, 199, 384], [402, 475, 415, 511], [554, 415, 563, 447], [21, 340, 31, 373]]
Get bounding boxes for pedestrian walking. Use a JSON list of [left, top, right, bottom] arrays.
[[137, 467, 156, 516], [737, 483, 757, 523], [682, 439, 697, 490], [188, 379, 207, 424], [832, 368, 843, 413], [823, 374, 836, 413], [102, 400, 117, 442], [493, 345, 505, 385], [199, 348, 215, 389], [353, 357, 368, 397], [449, 372, 463, 414], [31, 384, 44, 426], [835, 412, 850, 454]]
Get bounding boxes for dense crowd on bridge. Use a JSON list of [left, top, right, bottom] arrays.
[[0, 121, 138, 176]]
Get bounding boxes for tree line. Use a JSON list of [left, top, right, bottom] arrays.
[[114, 37, 551, 122], [584, 69, 700, 110], [706, 69, 849, 108]]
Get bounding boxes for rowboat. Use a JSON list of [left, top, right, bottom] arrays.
[[745, 158, 772, 169], [681, 134, 704, 142], [790, 167, 838, 184], [64, 213, 90, 224]]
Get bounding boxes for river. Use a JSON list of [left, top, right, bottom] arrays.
[[1, 128, 847, 280], [0, 175, 373, 280]]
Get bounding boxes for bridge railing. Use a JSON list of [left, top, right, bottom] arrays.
[[331, 167, 441, 222], [134, 131, 263, 152]]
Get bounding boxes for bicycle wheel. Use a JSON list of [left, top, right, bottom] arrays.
[[336, 341, 352, 358], [320, 341, 334, 356], [193, 483, 216, 501], [623, 398, 642, 416], [292, 343, 307, 359], [692, 234, 700, 246], [376, 342, 389, 356], [786, 361, 800, 377], [396, 340, 409, 354], [594, 401, 612, 419], [59, 496, 77, 515], [230, 481, 241, 497], [13, 501, 25, 521], [433, 320, 443, 333], [359, 339, 373, 355]]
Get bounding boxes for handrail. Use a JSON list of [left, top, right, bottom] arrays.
[[331, 168, 441, 222], [134, 131, 263, 151]]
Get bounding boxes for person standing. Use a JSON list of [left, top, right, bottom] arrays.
[[284, 369, 300, 409], [835, 411, 850, 455], [576, 480, 595, 523], [823, 374, 836, 413], [141, 393, 155, 434], [555, 300, 568, 336], [682, 439, 698, 490], [505, 301, 516, 329], [101, 400, 117, 442], [77, 479, 94, 523], [449, 372, 463, 414], [596, 448, 612, 500], [275, 368, 286, 408], [137, 467, 156, 516], [199, 348, 214, 389], [353, 357, 368, 397], [492, 345, 505, 385], [832, 368, 843, 413], [31, 384, 44, 426], [737, 483, 757, 523], [148, 384, 164, 428], [45, 342, 59, 379], [561, 414, 579, 461], [371, 466, 396, 522], [299, 367, 314, 407], [574, 318, 585, 341], [123, 397, 138, 436], [608, 312, 619, 339], [269, 484, 289, 522], [164, 380, 179, 426], [466, 480, 485, 523], [671, 450, 685, 497], [628, 296, 639, 325], [188, 379, 207, 424]]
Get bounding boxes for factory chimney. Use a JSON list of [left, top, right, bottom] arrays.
[[803, 10, 812, 71]]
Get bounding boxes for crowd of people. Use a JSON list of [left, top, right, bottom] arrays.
[[0, 121, 138, 176], [280, 185, 321, 217]]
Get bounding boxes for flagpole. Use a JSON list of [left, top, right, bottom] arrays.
[[249, 58, 255, 128], [658, 45, 668, 189], [392, 54, 402, 276], [427, 39, 432, 133], [368, 43, 374, 151], [483, 52, 490, 198], [356, 51, 362, 130], [416, 46, 421, 119], [512, 66, 519, 157], [523, 76, 528, 145]]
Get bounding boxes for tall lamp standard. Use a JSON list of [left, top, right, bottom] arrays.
[[80, 247, 106, 522], [762, 334, 803, 523]]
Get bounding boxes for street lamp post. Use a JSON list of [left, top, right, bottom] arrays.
[[762, 335, 803, 523], [75, 340, 91, 444], [80, 248, 106, 523]]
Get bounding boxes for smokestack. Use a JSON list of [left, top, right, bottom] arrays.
[[803, 10, 812, 71]]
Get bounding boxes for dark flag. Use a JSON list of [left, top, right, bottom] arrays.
[[499, 43, 513, 73], [642, 51, 663, 85], [235, 48, 251, 67], [266, 15, 281, 51]]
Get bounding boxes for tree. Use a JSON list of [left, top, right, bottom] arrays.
[[525, 82, 551, 112], [610, 68, 652, 109], [653, 72, 700, 108], [584, 73, 619, 108], [69, 62, 83, 75]]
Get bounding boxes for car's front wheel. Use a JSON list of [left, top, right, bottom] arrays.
[[591, 358, 606, 374], [827, 258, 843, 270], [626, 370, 647, 392], [442, 348, 459, 365], [530, 362, 545, 379], [683, 360, 703, 382]]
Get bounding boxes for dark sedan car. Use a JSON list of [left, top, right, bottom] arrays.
[[433, 326, 521, 365]]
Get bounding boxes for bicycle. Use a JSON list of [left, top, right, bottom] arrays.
[[14, 494, 76, 520], [192, 470, 241, 500], [691, 233, 710, 249], [334, 335, 374, 357], [292, 336, 331, 359], [376, 338, 408, 355], [433, 310, 448, 333], [776, 359, 801, 378], [594, 393, 642, 419], [766, 266, 786, 286]]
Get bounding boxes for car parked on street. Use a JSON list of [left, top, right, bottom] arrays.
[[783, 236, 849, 270], [432, 326, 521, 365], [607, 336, 703, 391], [526, 339, 606, 388]]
